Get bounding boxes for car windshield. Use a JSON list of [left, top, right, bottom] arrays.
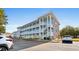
[[63, 36, 72, 40], [0, 37, 3, 39]]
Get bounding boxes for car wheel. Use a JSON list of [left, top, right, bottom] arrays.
[[0, 47, 8, 51]]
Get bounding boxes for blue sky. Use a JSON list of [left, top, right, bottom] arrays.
[[4, 8, 79, 33]]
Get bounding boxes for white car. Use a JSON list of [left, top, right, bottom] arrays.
[[0, 35, 14, 51], [62, 35, 73, 44]]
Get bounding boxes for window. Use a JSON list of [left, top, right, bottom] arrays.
[[44, 25, 46, 28], [33, 28, 35, 31], [48, 20, 50, 25], [41, 32, 43, 35], [52, 28, 53, 32], [44, 32, 46, 35], [36, 27, 39, 30], [40, 25, 42, 29], [40, 18, 42, 22], [44, 18, 47, 22], [37, 21, 39, 24], [51, 19, 53, 24], [30, 29, 32, 31]]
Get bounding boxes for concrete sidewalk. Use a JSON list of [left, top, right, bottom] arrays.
[[20, 42, 79, 51]]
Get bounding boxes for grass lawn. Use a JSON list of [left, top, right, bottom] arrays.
[[72, 38, 79, 42]]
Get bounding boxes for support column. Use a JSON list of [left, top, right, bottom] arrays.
[[39, 18, 41, 40], [47, 16, 48, 39], [49, 15, 52, 40], [41, 17, 44, 40]]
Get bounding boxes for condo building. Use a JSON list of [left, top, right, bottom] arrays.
[[14, 12, 60, 41]]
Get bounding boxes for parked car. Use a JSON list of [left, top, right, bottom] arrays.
[[62, 35, 73, 44], [6, 36, 14, 49], [0, 35, 14, 51]]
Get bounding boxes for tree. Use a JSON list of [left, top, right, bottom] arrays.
[[74, 27, 79, 37], [60, 26, 75, 37], [0, 8, 7, 33], [60, 26, 79, 38]]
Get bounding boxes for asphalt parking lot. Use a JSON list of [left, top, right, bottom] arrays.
[[10, 39, 79, 51], [10, 39, 47, 51]]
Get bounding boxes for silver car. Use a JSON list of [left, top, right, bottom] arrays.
[[0, 35, 14, 51], [62, 35, 73, 44]]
